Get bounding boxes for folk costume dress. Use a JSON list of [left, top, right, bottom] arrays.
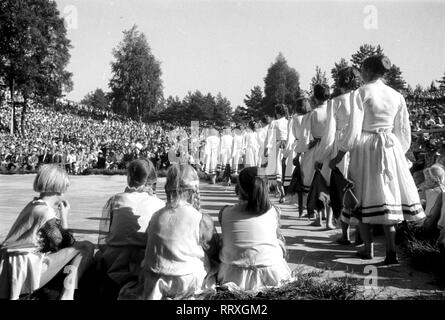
[[231, 129, 245, 175], [204, 129, 220, 176], [243, 128, 260, 167], [340, 79, 424, 225], [217, 204, 291, 291], [300, 103, 330, 192], [314, 92, 354, 223], [283, 116, 297, 187], [257, 124, 269, 167], [265, 117, 288, 183], [287, 113, 311, 195], [218, 130, 233, 172]]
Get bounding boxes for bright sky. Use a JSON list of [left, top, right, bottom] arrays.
[[56, 0, 445, 108]]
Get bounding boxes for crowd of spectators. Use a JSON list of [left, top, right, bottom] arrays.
[[0, 103, 182, 174], [406, 93, 445, 170]]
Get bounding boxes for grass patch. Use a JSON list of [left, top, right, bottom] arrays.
[[397, 222, 445, 286], [203, 270, 361, 300]]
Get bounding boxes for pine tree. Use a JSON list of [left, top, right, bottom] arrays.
[[429, 81, 438, 92], [243, 86, 264, 120], [331, 58, 349, 90], [310, 66, 329, 94], [263, 53, 301, 115], [350, 44, 383, 69], [384, 65, 406, 92]]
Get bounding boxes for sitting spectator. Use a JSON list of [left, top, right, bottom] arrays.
[[95, 159, 164, 299], [217, 166, 291, 291], [417, 164, 445, 235], [119, 164, 219, 300], [0, 165, 94, 299]]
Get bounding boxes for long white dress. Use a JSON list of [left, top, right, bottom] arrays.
[[231, 129, 245, 175], [219, 132, 233, 172], [283, 116, 297, 187], [340, 79, 425, 224], [244, 129, 260, 167], [265, 117, 288, 182], [300, 103, 330, 191], [204, 131, 220, 175], [257, 125, 269, 167], [286, 114, 311, 196], [314, 92, 353, 223]]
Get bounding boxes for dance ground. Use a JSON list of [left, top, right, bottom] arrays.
[[0, 174, 444, 299]]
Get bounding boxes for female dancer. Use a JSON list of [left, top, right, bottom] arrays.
[[283, 106, 296, 191], [219, 127, 234, 185], [300, 84, 333, 229], [244, 121, 260, 167], [204, 126, 220, 184], [265, 105, 289, 203], [257, 115, 272, 168], [287, 97, 312, 217], [330, 55, 425, 263], [315, 66, 361, 244], [231, 125, 245, 176]]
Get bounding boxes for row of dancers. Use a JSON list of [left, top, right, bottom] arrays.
[[203, 54, 425, 263]]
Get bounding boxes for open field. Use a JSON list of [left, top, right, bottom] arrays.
[[0, 175, 444, 299]]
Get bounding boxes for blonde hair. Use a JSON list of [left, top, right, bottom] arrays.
[[33, 164, 70, 194], [165, 164, 200, 209], [424, 164, 445, 188]]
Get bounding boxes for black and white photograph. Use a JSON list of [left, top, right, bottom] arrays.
[[0, 0, 445, 308]]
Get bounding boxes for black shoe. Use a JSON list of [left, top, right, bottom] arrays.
[[356, 249, 373, 260], [384, 252, 399, 265], [336, 238, 352, 245]]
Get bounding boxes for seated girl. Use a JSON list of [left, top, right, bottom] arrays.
[[119, 164, 219, 300], [419, 164, 445, 233], [217, 166, 291, 291], [0, 164, 94, 300], [96, 159, 165, 298]]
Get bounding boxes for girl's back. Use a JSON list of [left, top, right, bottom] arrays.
[[220, 204, 283, 267], [360, 79, 403, 129], [144, 203, 205, 276]]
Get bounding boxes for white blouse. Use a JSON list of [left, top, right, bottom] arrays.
[[293, 113, 312, 154], [314, 92, 353, 162], [339, 79, 411, 153]]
